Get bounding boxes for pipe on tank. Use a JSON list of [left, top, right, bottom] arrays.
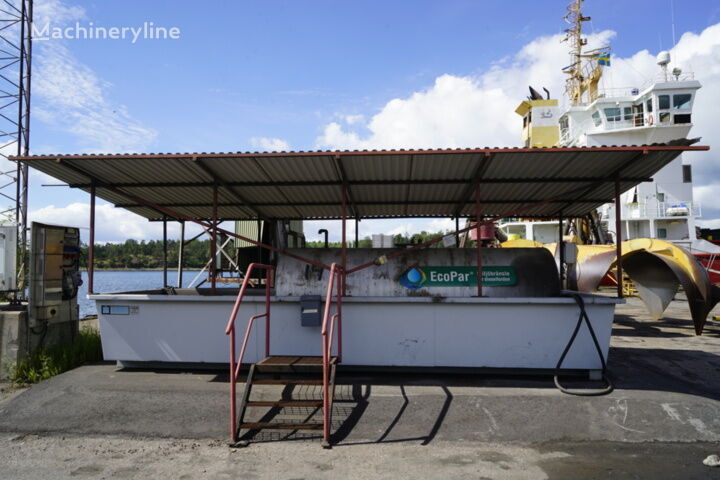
[[318, 229, 329, 248]]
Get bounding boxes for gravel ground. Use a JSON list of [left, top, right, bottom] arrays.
[[1, 432, 718, 480]]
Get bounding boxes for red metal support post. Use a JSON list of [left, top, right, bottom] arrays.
[[336, 263, 342, 363], [614, 178, 624, 298], [474, 184, 483, 297], [88, 183, 96, 295], [341, 185, 347, 296], [162, 215, 168, 288], [265, 267, 271, 358], [211, 183, 218, 294]]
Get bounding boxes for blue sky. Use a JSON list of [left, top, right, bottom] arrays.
[[24, 0, 720, 242]]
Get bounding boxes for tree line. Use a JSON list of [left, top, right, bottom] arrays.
[[81, 231, 453, 269], [80, 239, 216, 269]]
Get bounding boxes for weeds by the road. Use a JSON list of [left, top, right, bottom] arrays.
[[8, 327, 103, 385]]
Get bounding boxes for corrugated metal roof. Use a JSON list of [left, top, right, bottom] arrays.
[[14, 141, 708, 221]]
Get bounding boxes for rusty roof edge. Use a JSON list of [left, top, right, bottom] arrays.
[[9, 140, 709, 161]]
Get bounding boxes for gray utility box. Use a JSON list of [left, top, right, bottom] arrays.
[[300, 295, 322, 327]]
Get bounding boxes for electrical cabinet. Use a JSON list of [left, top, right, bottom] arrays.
[[0, 225, 16, 292], [29, 223, 81, 327]]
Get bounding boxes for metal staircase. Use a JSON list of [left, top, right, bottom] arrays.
[[226, 263, 342, 447], [234, 356, 337, 435]]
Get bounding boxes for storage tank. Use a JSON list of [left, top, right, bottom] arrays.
[[275, 247, 560, 298]]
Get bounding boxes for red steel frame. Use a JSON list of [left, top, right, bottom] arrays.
[[475, 184, 483, 297], [225, 263, 273, 442], [321, 263, 342, 444], [69, 146, 676, 446]]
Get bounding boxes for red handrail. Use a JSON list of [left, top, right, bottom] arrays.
[[226, 263, 274, 442], [321, 263, 343, 444]]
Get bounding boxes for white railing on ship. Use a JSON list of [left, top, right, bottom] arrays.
[[637, 72, 696, 91], [607, 202, 701, 220], [594, 87, 641, 99]]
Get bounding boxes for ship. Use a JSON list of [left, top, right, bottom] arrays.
[[500, 0, 720, 283]]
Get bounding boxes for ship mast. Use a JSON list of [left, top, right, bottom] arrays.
[[562, 0, 609, 105]]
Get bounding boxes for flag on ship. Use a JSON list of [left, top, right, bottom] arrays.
[[596, 53, 611, 66]]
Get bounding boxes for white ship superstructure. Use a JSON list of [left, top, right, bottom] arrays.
[[501, 0, 719, 255]]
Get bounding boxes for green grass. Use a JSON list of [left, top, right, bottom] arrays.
[[8, 327, 103, 386]]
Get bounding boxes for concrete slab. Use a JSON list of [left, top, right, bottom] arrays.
[[0, 294, 719, 478]]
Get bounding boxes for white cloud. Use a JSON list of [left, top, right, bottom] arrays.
[[249, 137, 291, 152], [32, 1, 157, 153], [427, 218, 456, 232], [34, 0, 85, 25], [315, 31, 615, 150], [316, 23, 720, 227], [344, 114, 364, 125], [384, 223, 416, 237], [29, 202, 208, 244]]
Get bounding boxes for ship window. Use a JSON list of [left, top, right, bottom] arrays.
[[591, 110, 602, 126], [673, 93, 692, 109], [657, 192, 665, 202], [657, 228, 667, 239], [658, 95, 670, 110], [659, 112, 671, 123], [623, 107, 633, 120], [604, 107, 622, 122], [683, 164, 692, 183], [646, 98, 653, 112], [674, 113, 691, 124]]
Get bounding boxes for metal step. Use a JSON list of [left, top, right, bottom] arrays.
[[246, 400, 323, 407], [255, 355, 336, 373], [252, 379, 324, 386], [239, 422, 323, 431], [257, 355, 324, 367]]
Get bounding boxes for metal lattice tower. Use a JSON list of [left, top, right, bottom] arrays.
[[0, 0, 32, 292], [562, 0, 589, 105], [561, 0, 610, 106]]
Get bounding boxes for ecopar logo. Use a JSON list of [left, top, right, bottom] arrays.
[[398, 266, 517, 289], [399, 266, 427, 290]]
